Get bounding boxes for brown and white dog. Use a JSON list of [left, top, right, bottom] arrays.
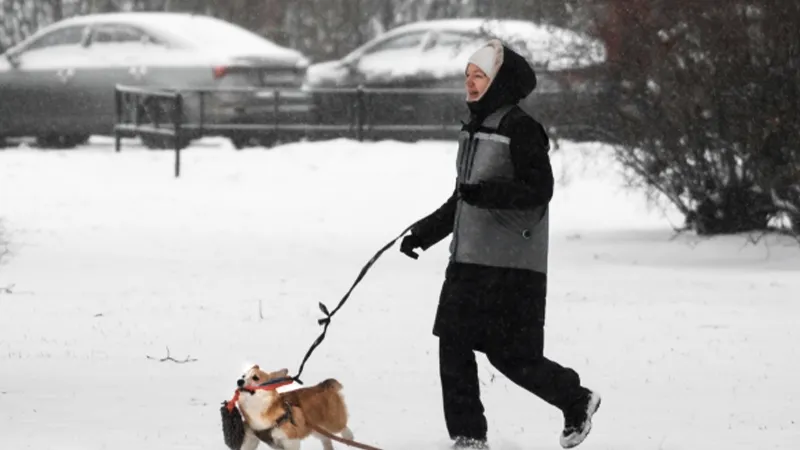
[[235, 365, 353, 450]]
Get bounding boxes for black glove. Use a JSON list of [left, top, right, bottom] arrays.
[[399, 235, 423, 260], [458, 182, 483, 205]]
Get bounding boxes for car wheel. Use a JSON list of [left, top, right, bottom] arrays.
[[312, 92, 353, 139], [72, 134, 91, 146], [140, 133, 191, 150], [230, 134, 279, 150], [229, 134, 255, 150], [35, 134, 88, 149], [258, 135, 280, 149]]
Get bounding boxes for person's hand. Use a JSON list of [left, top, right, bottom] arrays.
[[458, 182, 483, 205], [399, 235, 423, 260]]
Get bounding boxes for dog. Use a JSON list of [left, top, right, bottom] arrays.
[[235, 365, 353, 450]]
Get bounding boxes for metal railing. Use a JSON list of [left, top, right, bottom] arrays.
[[114, 85, 185, 176], [114, 84, 472, 177], [113, 83, 617, 177], [114, 83, 465, 136]]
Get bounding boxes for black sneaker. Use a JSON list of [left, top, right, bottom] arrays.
[[453, 436, 489, 449], [560, 389, 602, 448]]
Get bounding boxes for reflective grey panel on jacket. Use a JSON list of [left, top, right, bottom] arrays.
[[450, 107, 549, 273]]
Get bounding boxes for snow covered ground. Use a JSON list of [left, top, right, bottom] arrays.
[[1, 137, 798, 450]]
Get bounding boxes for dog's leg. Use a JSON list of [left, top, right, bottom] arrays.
[[313, 432, 334, 450], [270, 427, 299, 450], [340, 427, 354, 441], [278, 439, 300, 450], [241, 426, 261, 450]]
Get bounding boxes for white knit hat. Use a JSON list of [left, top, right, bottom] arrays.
[[467, 40, 503, 79]]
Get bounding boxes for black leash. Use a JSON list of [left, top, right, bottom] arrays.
[[290, 223, 416, 384]]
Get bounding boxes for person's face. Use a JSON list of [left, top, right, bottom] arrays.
[[465, 63, 490, 101]]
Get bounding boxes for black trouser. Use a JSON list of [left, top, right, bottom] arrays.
[[439, 328, 586, 441]]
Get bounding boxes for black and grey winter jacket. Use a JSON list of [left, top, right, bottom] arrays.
[[410, 42, 553, 275]]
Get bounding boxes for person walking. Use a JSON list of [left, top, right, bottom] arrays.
[[399, 39, 601, 449]]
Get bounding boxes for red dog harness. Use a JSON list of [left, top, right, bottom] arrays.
[[225, 377, 294, 412]]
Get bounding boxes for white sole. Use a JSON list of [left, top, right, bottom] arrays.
[[559, 391, 602, 449]]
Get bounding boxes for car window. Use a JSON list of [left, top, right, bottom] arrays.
[[427, 31, 483, 57], [90, 24, 163, 46], [355, 32, 429, 81], [412, 31, 485, 77], [362, 32, 426, 56], [25, 25, 87, 51], [431, 32, 473, 48], [92, 25, 141, 43]]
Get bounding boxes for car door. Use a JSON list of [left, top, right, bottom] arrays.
[[348, 30, 431, 128], [420, 31, 484, 87], [0, 24, 90, 137], [78, 23, 162, 134], [417, 31, 486, 126], [351, 31, 430, 86]]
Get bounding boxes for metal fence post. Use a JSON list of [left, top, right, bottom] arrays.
[[199, 91, 205, 136], [114, 88, 122, 152], [273, 88, 280, 134], [356, 86, 364, 142], [173, 94, 183, 178], [134, 92, 141, 130]]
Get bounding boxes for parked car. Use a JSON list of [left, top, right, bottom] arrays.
[[0, 12, 312, 149], [303, 18, 610, 142]]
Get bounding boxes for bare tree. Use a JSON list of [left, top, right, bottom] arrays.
[[597, 0, 800, 235], [1, 0, 58, 50]]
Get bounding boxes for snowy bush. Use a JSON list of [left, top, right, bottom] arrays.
[[598, 0, 800, 235]]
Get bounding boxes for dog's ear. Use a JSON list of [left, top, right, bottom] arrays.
[[252, 365, 260, 370], [273, 368, 289, 378]]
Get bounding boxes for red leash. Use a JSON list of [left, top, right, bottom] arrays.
[[226, 378, 294, 412]]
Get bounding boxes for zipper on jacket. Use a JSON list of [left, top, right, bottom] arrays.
[[465, 134, 479, 182]]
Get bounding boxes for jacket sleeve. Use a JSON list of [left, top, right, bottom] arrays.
[[468, 115, 554, 210], [410, 187, 458, 250]]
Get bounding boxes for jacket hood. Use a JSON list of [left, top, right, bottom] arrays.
[[466, 39, 537, 121]]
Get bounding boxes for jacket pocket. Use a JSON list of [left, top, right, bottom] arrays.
[[488, 209, 529, 238]]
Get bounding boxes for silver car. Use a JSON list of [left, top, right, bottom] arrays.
[[303, 18, 609, 142], [0, 12, 312, 149]]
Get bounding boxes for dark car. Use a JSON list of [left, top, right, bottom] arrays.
[[0, 12, 312, 149], [302, 18, 609, 142]]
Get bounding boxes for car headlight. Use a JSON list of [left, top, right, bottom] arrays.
[[296, 57, 310, 71], [303, 68, 326, 87]]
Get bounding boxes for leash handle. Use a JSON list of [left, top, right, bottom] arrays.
[[291, 223, 416, 383]]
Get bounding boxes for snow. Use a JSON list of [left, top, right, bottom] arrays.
[[0, 137, 798, 450]]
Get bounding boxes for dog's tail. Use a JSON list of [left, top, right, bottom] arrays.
[[320, 378, 343, 391]]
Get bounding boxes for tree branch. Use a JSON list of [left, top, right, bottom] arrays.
[[146, 346, 197, 364]]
